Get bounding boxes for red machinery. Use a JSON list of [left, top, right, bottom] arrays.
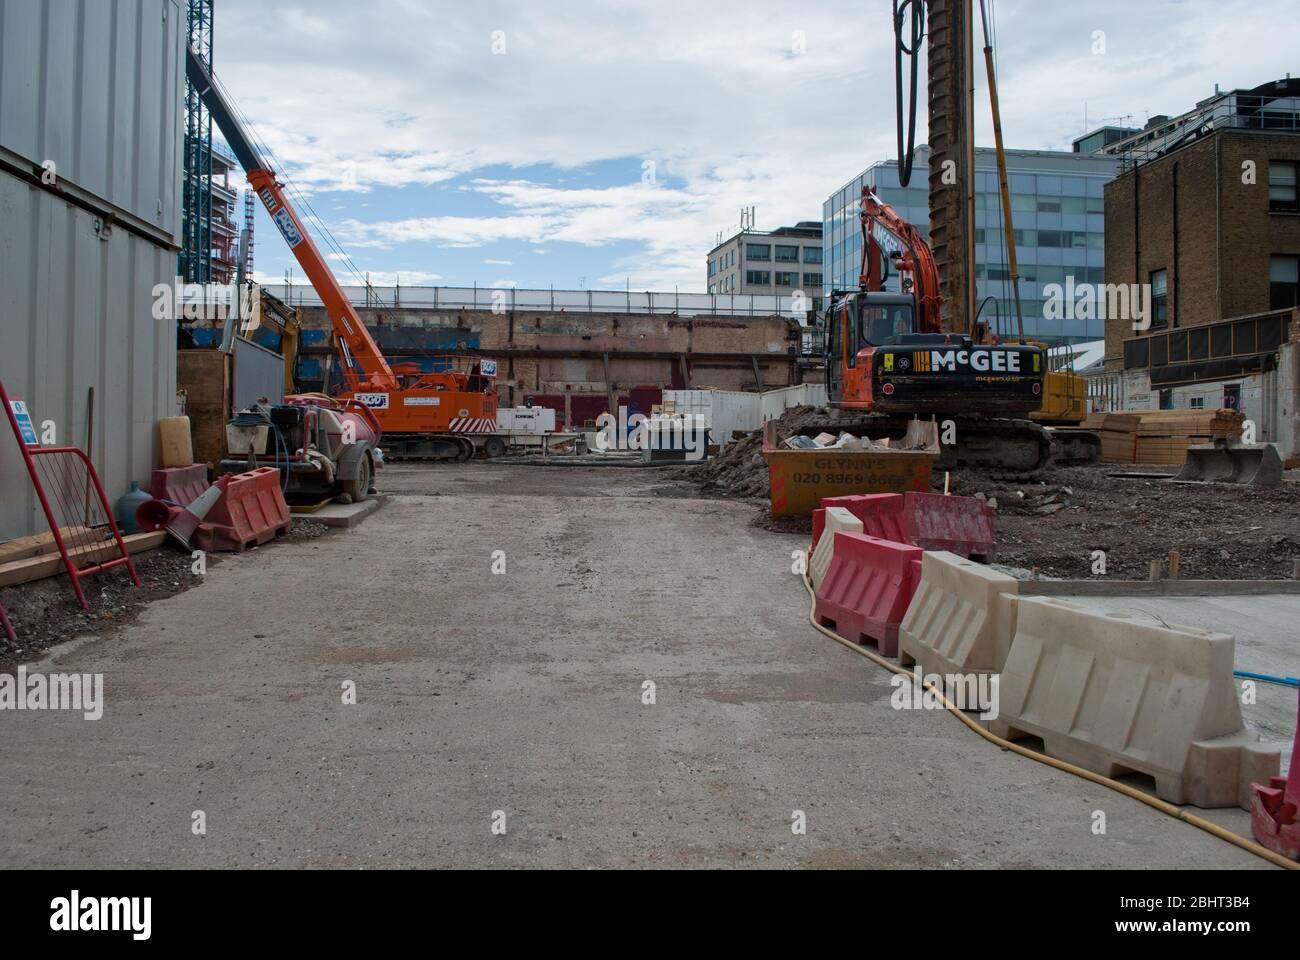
[[186, 48, 495, 461]]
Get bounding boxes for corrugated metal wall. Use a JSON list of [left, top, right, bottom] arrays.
[[0, 0, 182, 237], [0, 0, 182, 540]]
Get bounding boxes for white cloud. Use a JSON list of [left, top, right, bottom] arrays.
[[213, 0, 1300, 289]]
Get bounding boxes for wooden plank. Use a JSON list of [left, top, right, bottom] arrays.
[[0, 527, 95, 565], [0, 531, 166, 589]]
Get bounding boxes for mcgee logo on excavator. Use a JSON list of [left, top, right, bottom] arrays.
[[929, 349, 1023, 374]]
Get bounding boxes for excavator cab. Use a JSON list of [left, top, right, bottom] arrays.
[[825, 292, 920, 408], [861, 297, 918, 346]]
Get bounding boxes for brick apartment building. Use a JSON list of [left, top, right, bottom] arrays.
[[1097, 78, 1300, 460]]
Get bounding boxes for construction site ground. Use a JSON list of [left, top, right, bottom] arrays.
[[0, 462, 1292, 869]]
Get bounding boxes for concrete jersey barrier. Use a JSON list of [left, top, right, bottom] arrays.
[[898, 551, 1021, 678], [989, 597, 1280, 810]]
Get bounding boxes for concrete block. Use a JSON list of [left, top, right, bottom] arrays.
[[898, 551, 1021, 678], [990, 597, 1281, 810], [814, 533, 924, 657], [292, 498, 382, 529], [809, 507, 862, 590]]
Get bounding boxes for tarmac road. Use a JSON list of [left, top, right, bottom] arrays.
[[0, 464, 1280, 868]]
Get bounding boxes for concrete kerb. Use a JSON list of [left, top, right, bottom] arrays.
[[1021, 579, 1300, 597], [989, 596, 1281, 810], [899, 551, 1021, 678]]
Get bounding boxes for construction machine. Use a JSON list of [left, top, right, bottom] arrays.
[[1032, 344, 1104, 463], [820, 0, 1099, 475], [186, 47, 497, 461], [824, 188, 1051, 474]]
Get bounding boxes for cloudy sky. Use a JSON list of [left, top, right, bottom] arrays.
[[209, 0, 1296, 293]]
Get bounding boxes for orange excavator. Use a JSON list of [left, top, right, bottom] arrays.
[[187, 47, 497, 461], [819, 0, 1100, 475], [823, 186, 1053, 475]]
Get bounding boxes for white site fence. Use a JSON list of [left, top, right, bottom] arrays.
[[262, 283, 814, 321], [663, 385, 829, 447]]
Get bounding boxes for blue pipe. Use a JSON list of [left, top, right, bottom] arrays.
[[1234, 670, 1300, 688]]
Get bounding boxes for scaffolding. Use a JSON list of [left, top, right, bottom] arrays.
[[180, 0, 214, 284]]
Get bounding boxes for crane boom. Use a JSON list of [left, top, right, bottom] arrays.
[[184, 47, 397, 392]]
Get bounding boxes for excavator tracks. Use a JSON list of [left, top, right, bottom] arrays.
[[811, 414, 1054, 480]]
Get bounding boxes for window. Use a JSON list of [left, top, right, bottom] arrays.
[[775, 245, 799, 262], [1271, 255, 1299, 310], [1270, 161, 1298, 214], [1159, 389, 1174, 410], [746, 270, 771, 286], [774, 271, 798, 287], [747, 244, 770, 261], [1223, 384, 1242, 411], [803, 273, 823, 287], [1151, 269, 1169, 329], [1038, 230, 1062, 248], [1189, 396, 1206, 410], [708, 260, 717, 277], [804, 247, 823, 263], [1036, 199, 1062, 214]]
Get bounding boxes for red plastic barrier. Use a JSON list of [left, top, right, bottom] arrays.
[[193, 467, 291, 552], [822, 492, 995, 560], [150, 464, 210, 506], [814, 532, 924, 657], [811, 508, 826, 554], [1251, 688, 1300, 860]]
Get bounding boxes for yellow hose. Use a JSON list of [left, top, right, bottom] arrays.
[[801, 574, 1297, 871]]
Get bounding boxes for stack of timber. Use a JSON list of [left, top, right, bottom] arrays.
[[1087, 409, 1244, 466], [0, 527, 165, 588]]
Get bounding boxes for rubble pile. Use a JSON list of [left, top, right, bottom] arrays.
[[685, 406, 845, 499]]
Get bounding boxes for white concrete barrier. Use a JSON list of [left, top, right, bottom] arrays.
[[989, 597, 1280, 810], [898, 552, 1020, 678], [810, 507, 863, 591]]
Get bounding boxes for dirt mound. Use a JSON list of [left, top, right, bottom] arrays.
[[682, 405, 849, 499]]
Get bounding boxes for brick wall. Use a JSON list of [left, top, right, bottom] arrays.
[[1105, 132, 1300, 366], [294, 306, 803, 403]]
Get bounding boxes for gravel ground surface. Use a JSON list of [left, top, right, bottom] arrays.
[[0, 463, 1277, 869], [0, 521, 332, 667]]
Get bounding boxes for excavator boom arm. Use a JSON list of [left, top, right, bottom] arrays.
[[184, 47, 397, 392], [859, 187, 943, 333]]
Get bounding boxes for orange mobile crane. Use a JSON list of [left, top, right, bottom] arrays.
[[187, 47, 497, 461]]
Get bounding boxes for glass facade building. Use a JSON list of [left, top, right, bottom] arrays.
[[822, 145, 1121, 344]]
